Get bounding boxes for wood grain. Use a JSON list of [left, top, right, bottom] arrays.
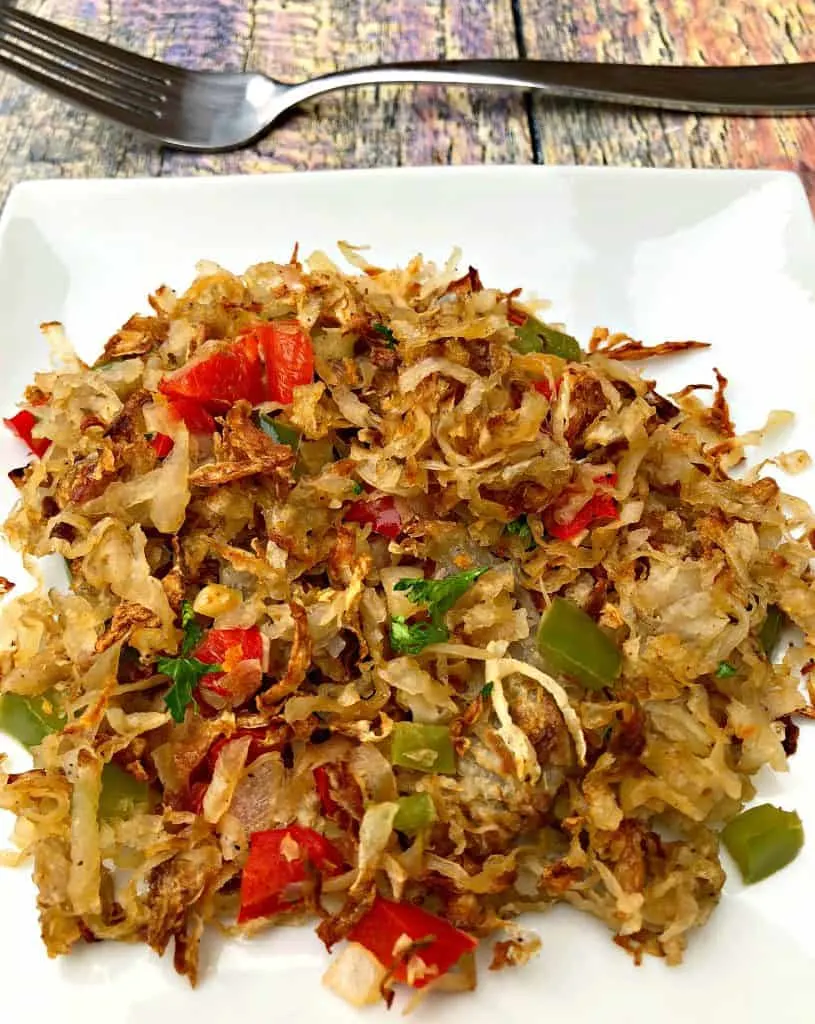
[[0, 0, 532, 197], [516, 0, 815, 194], [0, 1, 813, 204]]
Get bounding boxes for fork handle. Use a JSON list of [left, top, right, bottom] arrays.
[[287, 59, 815, 116]]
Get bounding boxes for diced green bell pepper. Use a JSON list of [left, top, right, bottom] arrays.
[[98, 763, 155, 820], [514, 315, 582, 361], [721, 803, 804, 884], [0, 694, 154, 820], [391, 722, 456, 775], [0, 692, 65, 748], [536, 597, 622, 691], [392, 792, 436, 835], [760, 605, 784, 659]]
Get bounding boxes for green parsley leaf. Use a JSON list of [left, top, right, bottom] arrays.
[[158, 656, 221, 723], [352, 481, 364, 496], [506, 515, 533, 546], [394, 567, 488, 624], [373, 323, 397, 347], [180, 600, 203, 656], [715, 661, 738, 679], [390, 616, 449, 655], [159, 602, 222, 722], [258, 413, 301, 450], [480, 682, 494, 699]]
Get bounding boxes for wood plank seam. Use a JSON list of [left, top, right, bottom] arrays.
[[510, 0, 542, 163]]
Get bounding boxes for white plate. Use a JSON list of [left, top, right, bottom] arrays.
[[1, 166, 815, 1023]]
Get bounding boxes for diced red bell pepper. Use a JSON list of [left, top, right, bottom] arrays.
[[546, 492, 619, 541], [193, 627, 264, 694], [534, 377, 561, 400], [346, 495, 402, 540], [167, 396, 217, 435], [313, 764, 339, 815], [3, 410, 51, 458], [238, 825, 344, 923], [348, 897, 477, 989], [159, 322, 313, 412], [506, 304, 527, 327], [159, 333, 265, 411], [250, 320, 314, 405], [149, 432, 175, 458]]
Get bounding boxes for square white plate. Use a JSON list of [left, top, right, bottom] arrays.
[[1, 166, 815, 1023]]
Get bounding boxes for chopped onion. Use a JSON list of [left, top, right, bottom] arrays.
[[322, 941, 387, 1008], [203, 736, 252, 824], [352, 801, 399, 894], [66, 749, 103, 915]]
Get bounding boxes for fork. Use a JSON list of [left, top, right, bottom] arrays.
[[1, 6, 813, 153]]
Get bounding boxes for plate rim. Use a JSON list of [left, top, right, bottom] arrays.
[[2, 161, 810, 204]]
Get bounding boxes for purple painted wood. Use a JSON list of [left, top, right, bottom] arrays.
[[0, 0, 532, 195], [517, 0, 815, 199]]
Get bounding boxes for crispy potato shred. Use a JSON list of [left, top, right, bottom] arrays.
[[2, 248, 814, 1006]]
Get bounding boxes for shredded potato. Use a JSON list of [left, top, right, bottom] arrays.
[[1, 246, 814, 1008]]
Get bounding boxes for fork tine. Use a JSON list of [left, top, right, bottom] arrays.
[[0, 32, 163, 115], [0, 34, 167, 112], [0, 8, 182, 88], [0, 10, 168, 104], [0, 46, 163, 136]]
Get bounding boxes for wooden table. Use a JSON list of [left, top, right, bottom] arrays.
[[2, 0, 813, 204]]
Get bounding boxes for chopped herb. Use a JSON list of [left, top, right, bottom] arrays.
[[180, 600, 203, 655], [389, 569, 487, 654], [352, 481, 364, 496], [159, 601, 220, 722], [394, 567, 488, 624], [715, 661, 738, 679], [390, 616, 449, 655], [506, 515, 534, 546], [158, 656, 220, 723], [258, 413, 301, 450], [480, 682, 494, 699], [373, 323, 397, 347]]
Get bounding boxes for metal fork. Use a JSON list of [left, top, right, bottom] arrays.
[[1, 6, 813, 153]]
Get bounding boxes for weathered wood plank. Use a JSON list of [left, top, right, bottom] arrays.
[[516, 0, 815, 195], [1, 1, 813, 205], [0, 0, 532, 202]]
